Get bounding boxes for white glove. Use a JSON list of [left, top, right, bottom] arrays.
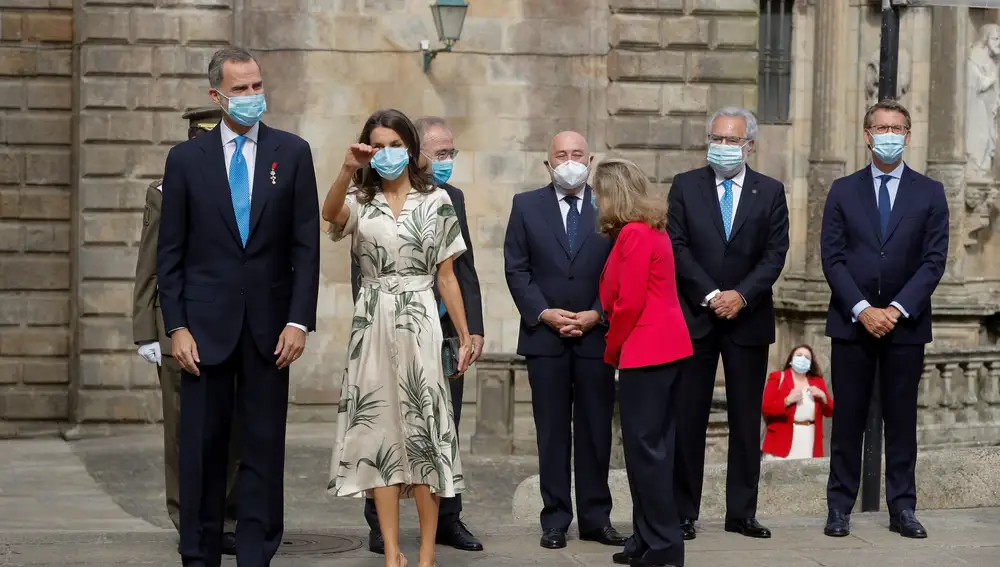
[[138, 342, 162, 366]]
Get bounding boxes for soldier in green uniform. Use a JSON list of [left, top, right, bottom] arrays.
[[132, 107, 240, 555]]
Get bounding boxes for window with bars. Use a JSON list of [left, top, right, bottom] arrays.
[[758, 0, 794, 124]]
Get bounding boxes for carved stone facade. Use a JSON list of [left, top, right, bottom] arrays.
[[4, 2, 1000, 444]]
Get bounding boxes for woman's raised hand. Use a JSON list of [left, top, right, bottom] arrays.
[[344, 143, 378, 170]]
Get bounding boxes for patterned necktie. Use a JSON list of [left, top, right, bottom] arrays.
[[230, 135, 251, 247], [877, 174, 892, 237], [565, 195, 580, 251], [720, 179, 734, 240]]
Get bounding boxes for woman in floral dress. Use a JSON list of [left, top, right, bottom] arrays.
[[321, 108, 473, 567]]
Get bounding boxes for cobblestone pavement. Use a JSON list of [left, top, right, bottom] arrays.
[[1, 425, 998, 566]]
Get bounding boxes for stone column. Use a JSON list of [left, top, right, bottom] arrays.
[[924, 7, 968, 279], [804, 0, 849, 277]]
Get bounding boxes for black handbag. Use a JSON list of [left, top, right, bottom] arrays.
[[442, 337, 460, 377]]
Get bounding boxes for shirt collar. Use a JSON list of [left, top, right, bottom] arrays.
[[715, 164, 747, 188], [220, 119, 259, 147], [870, 160, 905, 180], [553, 183, 586, 201]]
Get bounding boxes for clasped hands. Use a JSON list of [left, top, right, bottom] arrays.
[[541, 309, 601, 337], [709, 290, 744, 320], [858, 305, 901, 339], [785, 385, 828, 406]]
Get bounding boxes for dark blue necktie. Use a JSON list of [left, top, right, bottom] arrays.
[[565, 195, 580, 251], [877, 174, 892, 237]]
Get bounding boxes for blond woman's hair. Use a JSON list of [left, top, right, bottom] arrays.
[[593, 158, 667, 237]]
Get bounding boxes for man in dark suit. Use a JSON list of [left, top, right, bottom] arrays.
[[821, 99, 947, 539], [356, 116, 486, 554], [132, 107, 239, 555], [157, 47, 320, 567], [667, 107, 789, 541], [504, 131, 627, 551]]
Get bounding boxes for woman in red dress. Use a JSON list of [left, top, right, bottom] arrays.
[[595, 158, 692, 567], [761, 344, 833, 460]]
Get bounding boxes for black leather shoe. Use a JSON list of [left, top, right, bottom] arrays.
[[581, 525, 628, 546], [889, 510, 927, 539], [221, 532, 236, 556], [680, 518, 696, 540], [628, 558, 680, 567], [540, 528, 567, 549], [724, 517, 771, 538], [368, 529, 385, 554], [824, 510, 851, 537], [613, 551, 633, 565], [436, 520, 484, 551]]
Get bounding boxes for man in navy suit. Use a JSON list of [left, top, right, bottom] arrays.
[[667, 107, 789, 541], [356, 116, 486, 554], [821, 99, 948, 539], [504, 131, 627, 551], [157, 47, 320, 567]]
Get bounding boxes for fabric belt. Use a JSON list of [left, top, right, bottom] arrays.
[[793, 420, 815, 426], [360, 275, 433, 294]]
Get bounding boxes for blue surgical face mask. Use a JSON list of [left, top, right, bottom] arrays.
[[371, 147, 409, 180], [430, 159, 453, 185], [870, 132, 905, 164], [790, 355, 812, 375], [218, 92, 267, 127], [707, 143, 745, 178]]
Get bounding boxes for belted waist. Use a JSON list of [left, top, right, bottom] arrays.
[[793, 420, 815, 426], [360, 275, 434, 294]]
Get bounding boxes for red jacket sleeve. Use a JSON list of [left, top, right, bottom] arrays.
[[761, 371, 793, 418], [604, 227, 651, 365]]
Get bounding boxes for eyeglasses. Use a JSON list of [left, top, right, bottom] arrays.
[[707, 134, 748, 146], [428, 149, 459, 161], [868, 124, 908, 135]]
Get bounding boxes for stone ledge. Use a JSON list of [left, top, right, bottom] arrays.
[[511, 446, 1000, 523]]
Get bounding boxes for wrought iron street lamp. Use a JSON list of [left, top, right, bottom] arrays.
[[421, 0, 469, 73]]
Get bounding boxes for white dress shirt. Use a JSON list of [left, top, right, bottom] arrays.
[[171, 120, 307, 336], [850, 161, 909, 322], [703, 166, 748, 307], [552, 184, 584, 230]]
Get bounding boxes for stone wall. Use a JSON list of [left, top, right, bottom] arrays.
[[607, 0, 758, 196], [0, 0, 74, 434], [73, 0, 233, 422]]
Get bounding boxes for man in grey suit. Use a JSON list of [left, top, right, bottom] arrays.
[[353, 116, 486, 554]]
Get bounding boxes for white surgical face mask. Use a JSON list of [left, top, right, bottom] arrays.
[[550, 159, 590, 190]]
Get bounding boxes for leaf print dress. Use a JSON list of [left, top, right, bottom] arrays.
[[327, 187, 467, 499]]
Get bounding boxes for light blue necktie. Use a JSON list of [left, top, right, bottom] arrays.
[[230, 135, 251, 247], [720, 179, 734, 240], [877, 174, 892, 237]]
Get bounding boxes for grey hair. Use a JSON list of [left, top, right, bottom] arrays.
[[414, 116, 450, 137], [208, 47, 256, 88], [706, 107, 758, 142]]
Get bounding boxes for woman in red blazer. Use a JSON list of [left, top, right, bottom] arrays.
[[594, 158, 692, 567], [761, 344, 833, 460]]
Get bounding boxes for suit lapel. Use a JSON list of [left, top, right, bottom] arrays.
[[199, 127, 242, 245], [541, 185, 571, 257], [883, 165, 914, 243], [698, 167, 727, 241], [249, 123, 279, 241], [856, 167, 882, 243], [570, 185, 595, 261], [728, 166, 758, 241]]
